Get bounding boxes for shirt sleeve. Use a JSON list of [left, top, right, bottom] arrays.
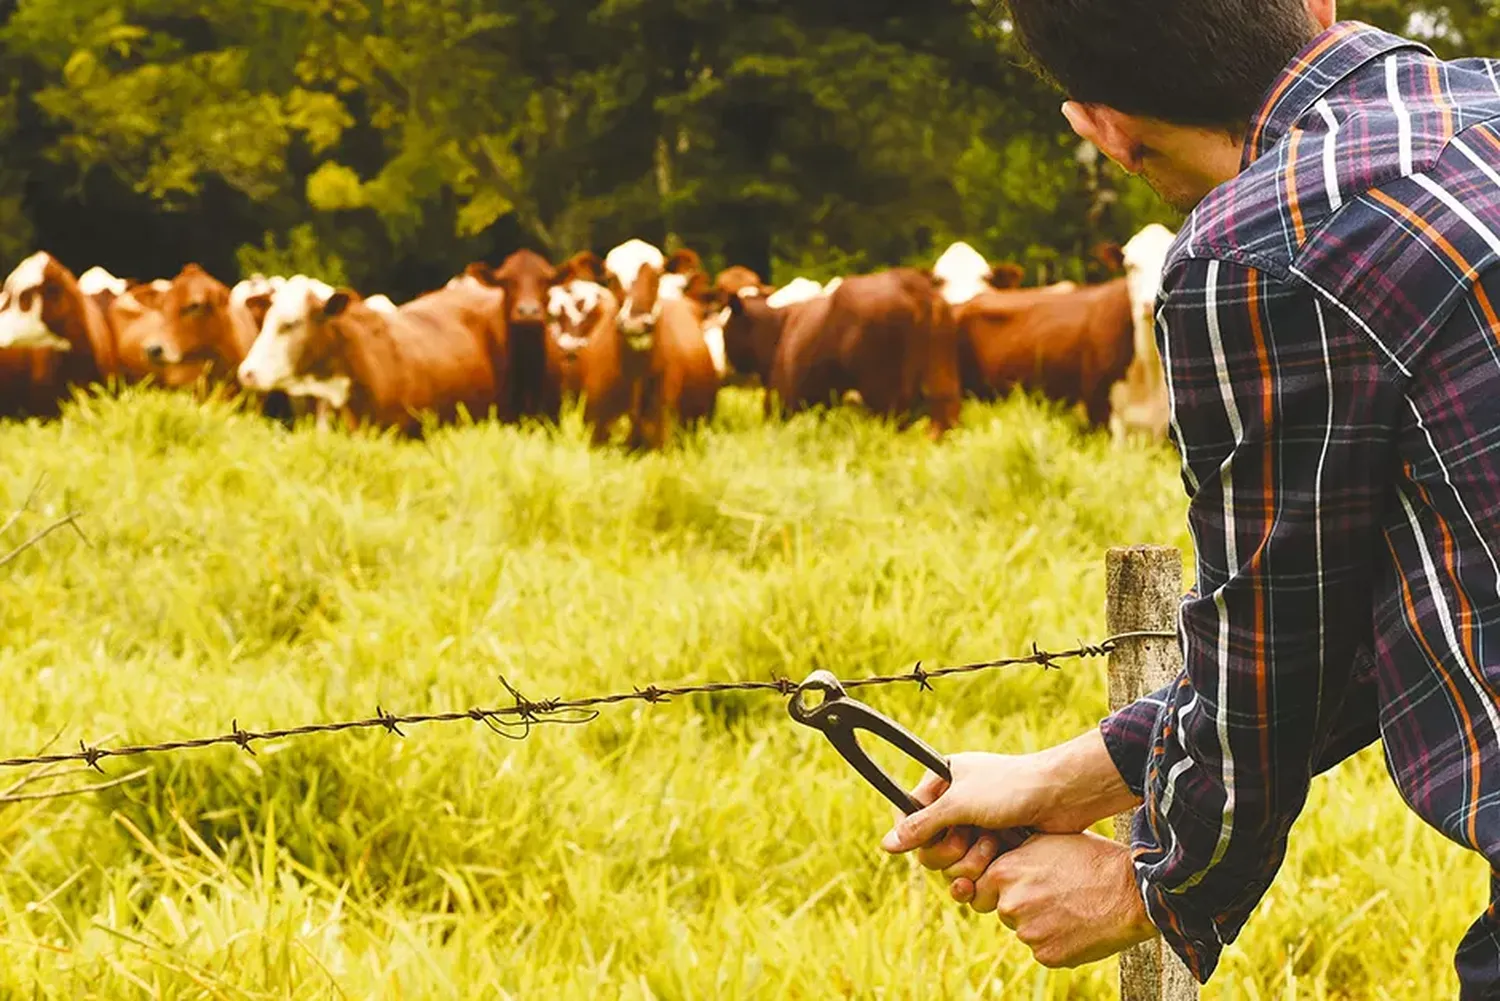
[[1120, 258, 1393, 981]]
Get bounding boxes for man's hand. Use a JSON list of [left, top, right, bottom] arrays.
[[880, 730, 1141, 859], [955, 831, 1157, 969]]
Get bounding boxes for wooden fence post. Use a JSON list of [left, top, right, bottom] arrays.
[[1106, 546, 1199, 1001]]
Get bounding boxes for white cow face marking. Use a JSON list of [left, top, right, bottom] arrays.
[[547, 280, 606, 355], [605, 239, 669, 343], [237, 275, 333, 391], [1121, 224, 1177, 320], [0, 252, 71, 351], [932, 241, 992, 306], [603, 239, 666, 297], [365, 294, 397, 314]]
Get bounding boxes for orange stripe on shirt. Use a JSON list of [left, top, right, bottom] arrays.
[[1242, 269, 1276, 779], [1370, 188, 1500, 342], [1287, 130, 1307, 245]]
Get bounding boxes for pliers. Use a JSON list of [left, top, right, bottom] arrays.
[[787, 669, 1036, 849]]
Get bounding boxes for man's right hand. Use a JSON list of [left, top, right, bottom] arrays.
[[880, 729, 1143, 866]]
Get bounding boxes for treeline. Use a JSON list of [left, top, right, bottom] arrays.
[[0, 0, 1490, 302]]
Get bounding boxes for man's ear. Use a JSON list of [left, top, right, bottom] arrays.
[[1063, 101, 1145, 176], [1307, 0, 1336, 30]]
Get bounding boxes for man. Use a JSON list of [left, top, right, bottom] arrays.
[[880, 1, 1500, 995]]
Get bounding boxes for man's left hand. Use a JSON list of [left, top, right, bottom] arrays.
[[946, 831, 1159, 969]]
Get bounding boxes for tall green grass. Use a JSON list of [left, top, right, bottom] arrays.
[[0, 388, 1480, 999]]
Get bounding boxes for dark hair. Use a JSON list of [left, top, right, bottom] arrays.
[[1000, 0, 1321, 129]]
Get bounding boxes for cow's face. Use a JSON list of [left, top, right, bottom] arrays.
[[0, 252, 76, 351], [614, 262, 666, 350], [494, 250, 556, 326], [238, 277, 342, 391], [1121, 224, 1177, 338], [146, 266, 232, 375], [546, 279, 609, 357], [110, 282, 173, 381]]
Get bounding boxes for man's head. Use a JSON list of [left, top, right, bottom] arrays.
[[1002, 0, 1336, 208]]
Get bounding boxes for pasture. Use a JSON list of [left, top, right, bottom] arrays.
[[0, 388, 1479, 999]]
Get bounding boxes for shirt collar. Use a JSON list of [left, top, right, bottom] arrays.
[[1242, 21, 1434, 168]]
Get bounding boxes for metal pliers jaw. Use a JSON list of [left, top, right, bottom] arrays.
[[787, 669, 952, 815]]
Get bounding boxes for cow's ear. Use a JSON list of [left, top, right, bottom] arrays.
[[566, 251, 604, 283], [666, 247, 703, 275], [988, 262, 1025, 289], [1091, 242, 1125, 274], [324, 291, 352, 317], [245, 293, 272, 316], [464, 262, 502, 287]]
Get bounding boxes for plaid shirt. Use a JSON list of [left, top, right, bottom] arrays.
[[1100, 22, 1500, 995]]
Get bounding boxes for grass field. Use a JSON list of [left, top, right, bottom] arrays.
[[0, 387, 1483, 999]]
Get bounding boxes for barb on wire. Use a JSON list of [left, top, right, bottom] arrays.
[[0, 631, 1178, 771]]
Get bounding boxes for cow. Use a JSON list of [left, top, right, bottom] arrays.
[[123, 265, 261, 392], [470, 249, 562, 421], [548, 245, 718, 449], [1107, 223, 1176, 444], [720, 274, 851, 387], [701, 266, 771, 382], [954, 277, 1136, 429], [0, 252, 119, 418], [766, 268, 961, 440], [237, 276, 506, 435]]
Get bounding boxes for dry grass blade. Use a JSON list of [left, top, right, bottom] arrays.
[[0, 511, 87, 571], [0, 768, 150, 805]]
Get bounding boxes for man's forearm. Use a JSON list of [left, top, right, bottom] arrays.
[[1033, 729, 1143, 832]]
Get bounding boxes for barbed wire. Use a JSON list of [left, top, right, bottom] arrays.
[[0, 630, 1178, 772]]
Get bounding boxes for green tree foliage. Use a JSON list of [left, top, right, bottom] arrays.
[[0, 1, 1493, 297]]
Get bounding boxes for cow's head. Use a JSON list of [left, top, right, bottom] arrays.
[[0, 252, 78, 351], [237, 276, 346, 394], [1120, 223, 1177, 354], [602, 239, 668, 350], [141, 265, 234, 377], [489, 249, 556, 326], [109, 281, 173, 381]]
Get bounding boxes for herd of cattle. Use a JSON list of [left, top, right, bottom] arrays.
[[0, 225, 1176, 448]]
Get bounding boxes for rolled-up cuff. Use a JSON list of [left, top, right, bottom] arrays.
[[1098, 686, 1173, 799], [1136, 865, 1224, 984]]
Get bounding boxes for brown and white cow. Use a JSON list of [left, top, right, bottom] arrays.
[[767, 268, 961, 439], [546, 251, 718, 449], [237, 276, 505, 434], [0, 252, 120, 418]]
